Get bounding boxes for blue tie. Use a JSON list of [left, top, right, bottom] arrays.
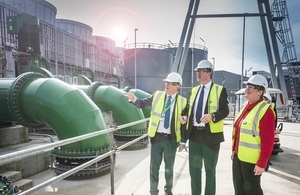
[[196, 86, 205, 123], [164, 96, 172, 129]]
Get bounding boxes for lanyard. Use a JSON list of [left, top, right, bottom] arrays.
[[163, 96, 175, 114]]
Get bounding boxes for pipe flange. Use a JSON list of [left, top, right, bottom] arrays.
[[115, 139, 149, 150], [113, 128, 148, 135], [86, 82, 103, 99], [8, 72, 46, 128], [52, 157, 113, 177], [0, 175, 20, 194], [52, 145, 110, 156]]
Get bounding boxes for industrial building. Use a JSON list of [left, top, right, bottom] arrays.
[[0, 0, 207, 93], [1, 0, 123, 86]]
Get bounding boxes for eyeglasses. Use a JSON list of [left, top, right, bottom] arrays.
[[165, 82, 178, 86]]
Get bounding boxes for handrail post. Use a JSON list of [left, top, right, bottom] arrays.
[[109, 111, 115, 195]]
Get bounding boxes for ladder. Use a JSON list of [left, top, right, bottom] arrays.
[[271, 0, 298, 104]]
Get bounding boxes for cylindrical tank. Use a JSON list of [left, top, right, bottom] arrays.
[[3, 0, 57, 26], [92, 36, 116, 53], [123, 47, 173, 93], [123, 44, 207, 98], [56, 19, 93, 42], [164, 47, 207, 97]]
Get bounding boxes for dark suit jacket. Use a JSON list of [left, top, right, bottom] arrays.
[[182, 83, 229, 144], [131, 92, 181, 141]]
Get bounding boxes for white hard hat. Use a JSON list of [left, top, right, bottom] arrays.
[[263, 93, 272, 101], [163, 72, 182, 85], [194, 60, 213, 71], [243, 74, 268, 90]]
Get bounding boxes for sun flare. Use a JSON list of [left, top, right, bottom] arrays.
[[111, 25, 128, 47]]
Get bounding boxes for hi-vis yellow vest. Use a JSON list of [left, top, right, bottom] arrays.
[[187, 84, 224, 133], [233, 101, 270, 164], [270, 102, 275, 110], [270, 102, 276, 117], [148, 91, 187, 142]]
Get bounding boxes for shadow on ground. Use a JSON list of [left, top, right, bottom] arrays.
[[269, 146, 300, 185]]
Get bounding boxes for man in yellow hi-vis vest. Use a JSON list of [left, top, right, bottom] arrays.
[[180, 60, 229, 195], [124, 72, 187, 195]]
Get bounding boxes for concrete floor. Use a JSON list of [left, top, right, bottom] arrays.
[[28, 120, 300, 195]]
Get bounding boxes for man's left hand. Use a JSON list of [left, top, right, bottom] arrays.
[[200, 114, 213, 124], [178, 144, 186, 152]]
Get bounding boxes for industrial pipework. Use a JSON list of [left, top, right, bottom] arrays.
[[0, 72, 111, 176], [123, 86, 151, 118], [76, 82, 149, 149], [0, 175, 19, 195]]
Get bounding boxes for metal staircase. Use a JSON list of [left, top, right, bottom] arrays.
[[271, 0, 299, 104]]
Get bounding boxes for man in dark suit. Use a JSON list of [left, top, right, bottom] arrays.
[[180, 60, 229, 195], [124, 72, 187, 195]]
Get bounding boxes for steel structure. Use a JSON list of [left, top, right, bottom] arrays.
[[271, 0, 299, 103], [172, 0, 299, 107]]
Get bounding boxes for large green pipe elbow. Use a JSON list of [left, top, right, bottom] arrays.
[[83, 83, 147, 135], [123, 87, 151, 118], [0, 72, 109, 156]]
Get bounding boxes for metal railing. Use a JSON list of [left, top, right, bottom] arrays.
[[125, 42, 207, 52], [0, 118, 149, 195]]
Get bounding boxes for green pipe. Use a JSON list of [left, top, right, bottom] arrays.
[[77, 74, 92, 85], [78, 82, 147, 135], [31, 66, 53, 78], [0, 72, 109, 157], [19, 56, 52, 75], [123, 87, 152, 118], [83, 67, 95, 82], [39, 56, 52, 71], [0, 78, 16, 122]]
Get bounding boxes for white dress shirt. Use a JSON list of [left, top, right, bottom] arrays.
[[193, 81, 212, 127], [157, 94, 176, 134]]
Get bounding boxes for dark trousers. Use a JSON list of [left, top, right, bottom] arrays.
[[189, 140, 220, 195], [232, 154, 263, 195], [150, 133, 177, 195]]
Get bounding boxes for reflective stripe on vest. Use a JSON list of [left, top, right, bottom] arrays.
[[235, 101, 269, 164], [187, 84, 224, 133], [148, 91, 187, 142], [270, 102, 276, 117]]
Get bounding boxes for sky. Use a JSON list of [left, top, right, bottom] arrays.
[[47, 0, 300, 75]]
